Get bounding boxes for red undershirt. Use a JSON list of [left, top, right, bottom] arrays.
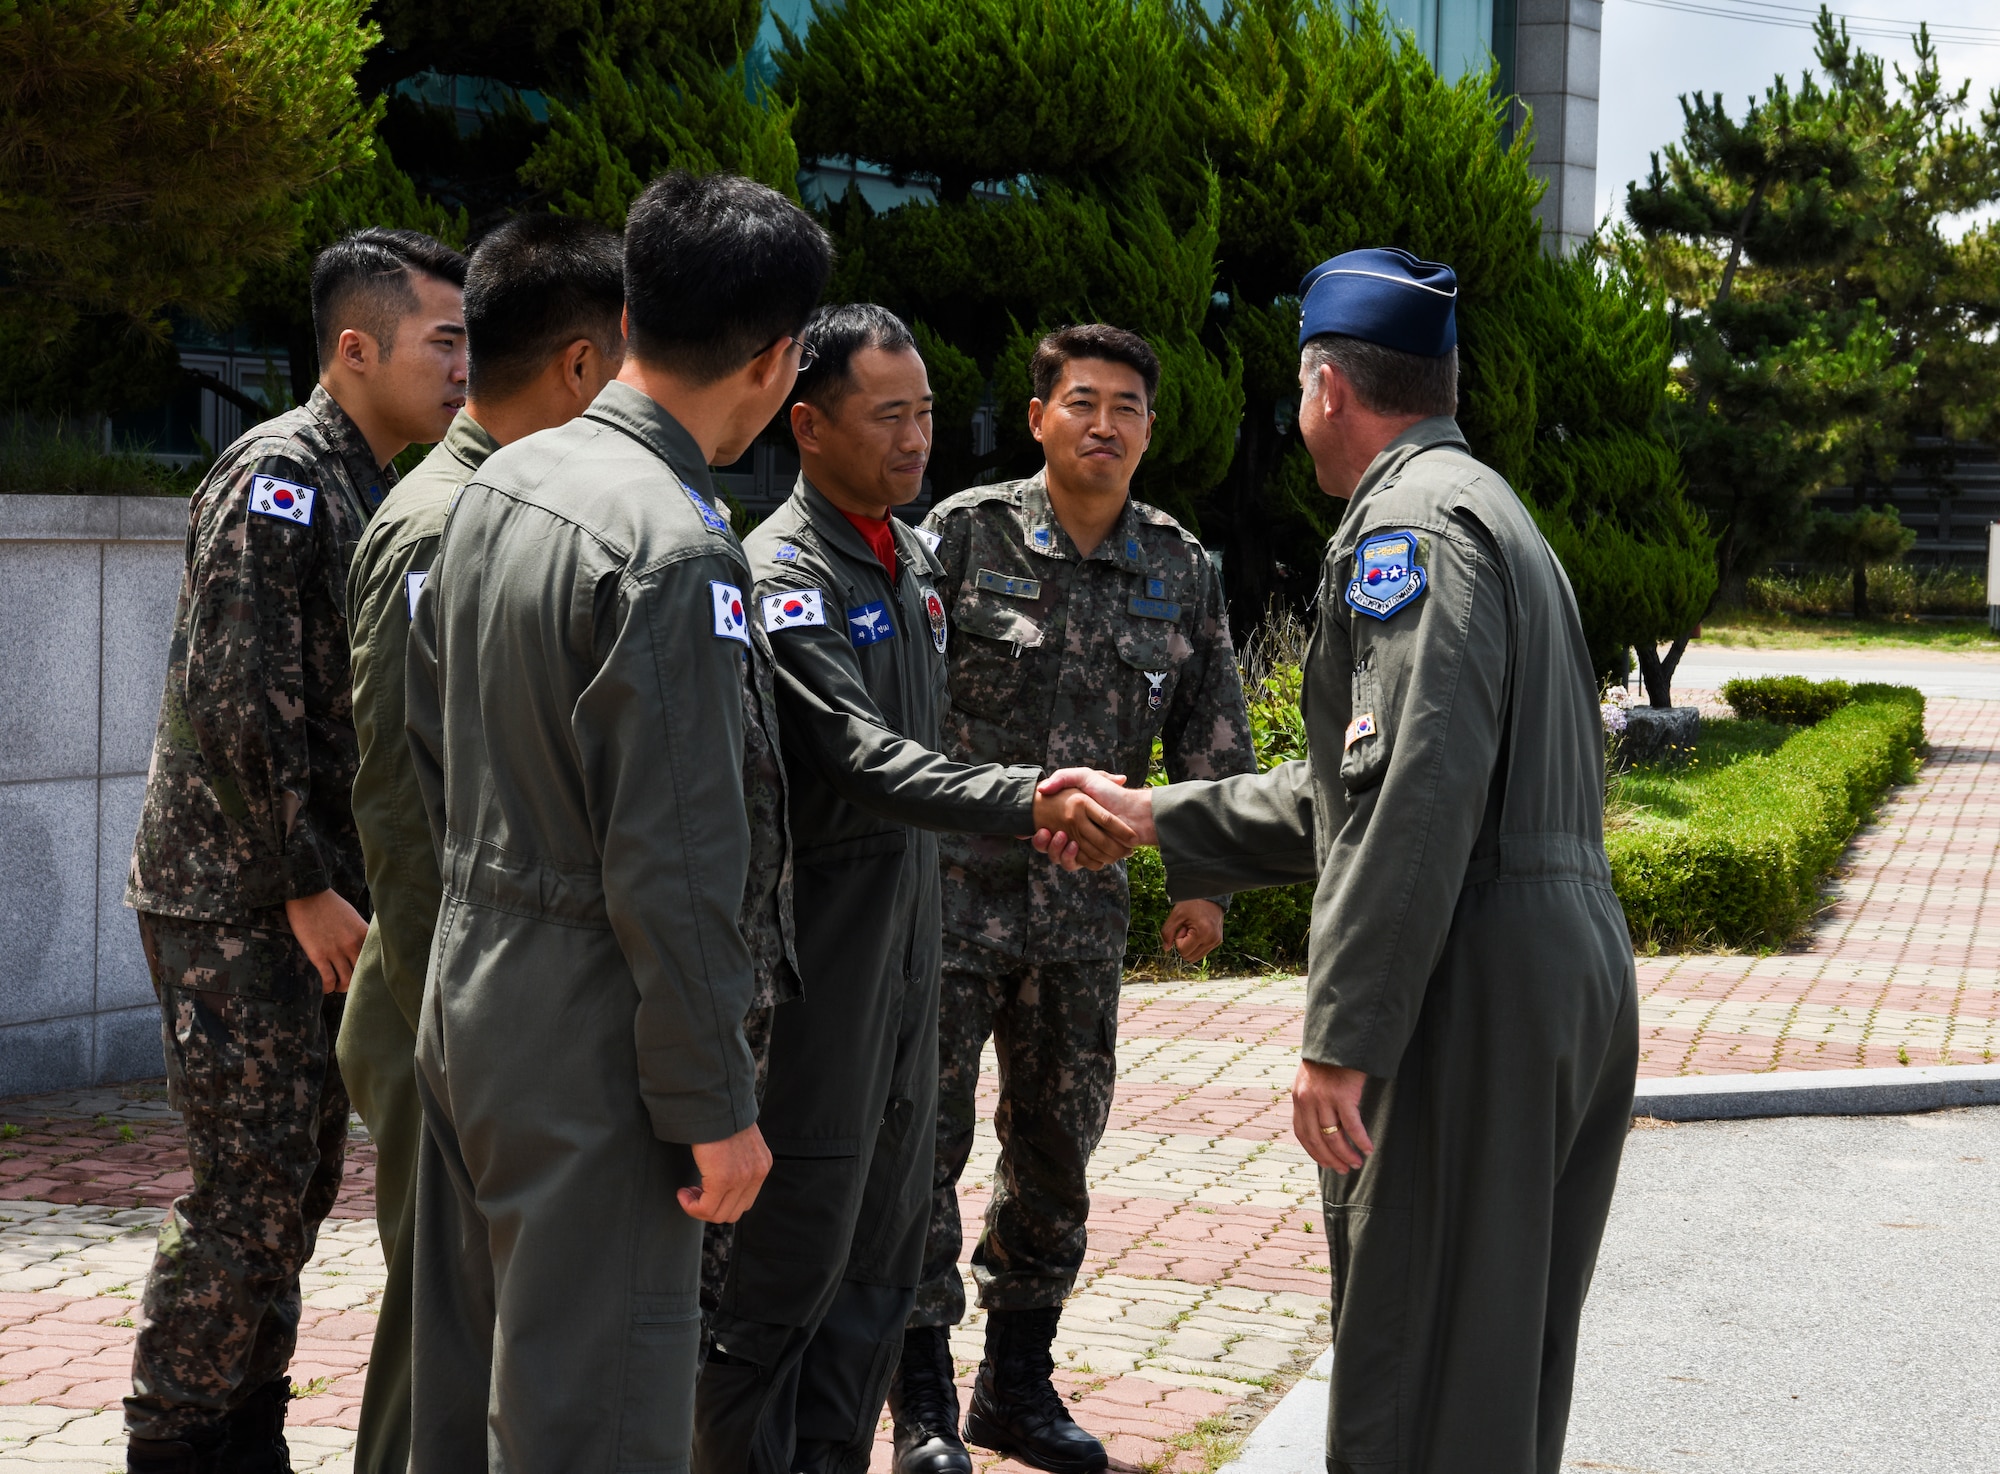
[[840, 508, 898, 582]]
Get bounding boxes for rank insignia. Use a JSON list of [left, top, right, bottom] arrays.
[[762, 588, 826, 631], [774, 543, 801, 563], [1346, 531, 1426, 620], [711, 582, 750, 644], [847, 600, 896, 646], [975, 568, 1042, 600], [923, 587, 948, 653], [248, 475, 316, 526], [1344, 711, 1377, 750], [681, 478, 731, 534], [1032, 527, 1051, 549], [1144, 670, 1169, 711], [1126, 538, 1141, 561]]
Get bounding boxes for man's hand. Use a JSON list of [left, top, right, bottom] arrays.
[[285, 889, 368, 995], [1292, 1060, 1374, 1173], [1029, 785, 1139, 870], [1033, 768, 1157, 870], [681, 1123, 772, 1224], [1162, 900, 1224, 962]]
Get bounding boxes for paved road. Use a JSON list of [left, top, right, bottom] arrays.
[[1565, 1109, 2000, 1473], [1671, 645, 2000, 701]]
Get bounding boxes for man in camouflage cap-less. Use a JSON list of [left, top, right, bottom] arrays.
[[894, 325, 1257, 1474], [123, 229, 466, 1474]]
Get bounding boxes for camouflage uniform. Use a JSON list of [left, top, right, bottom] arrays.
[[125, 386, 390, 1442], [915, 474, 1256, 1325]]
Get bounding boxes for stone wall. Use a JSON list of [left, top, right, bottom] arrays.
[[0, 496, 187, 1096]]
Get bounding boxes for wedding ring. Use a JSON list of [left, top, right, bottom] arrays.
[[1320, 1124, 1342, 1136]]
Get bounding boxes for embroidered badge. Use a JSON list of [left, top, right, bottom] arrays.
[[1144, 671, 1169, 711], [975, 568, 1042, 600], [923, 587, 948, 653], [762, 588, 826, 632], [711, 581, 750, 644], [1126, 537, 1142, 561], [1344, 712, 1378, 751], [916, 527, 943, 555], [1145, 577, 1167, 599], [1345, 531, 1427, 620], [1032, 527, 1051, 549], [682, 478, 731, 534], [774, 543, 801, 563], [1128, 595, 1181, 621], [847, 600, 897, 647], [405, 570, 429, 621], [248, 475, 316, 526]]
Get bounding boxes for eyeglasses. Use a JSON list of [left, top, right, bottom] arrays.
[[789, 336, 819, 371]]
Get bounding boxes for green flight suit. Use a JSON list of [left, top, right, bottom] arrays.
[[1151, 418, 1639, 1474], [341, 410, 496, 1474], [696, 480, 1041, 1473], [404, 382, 782, 1472]]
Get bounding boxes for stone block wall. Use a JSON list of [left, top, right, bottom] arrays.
[[0, 496, 187, 1096]]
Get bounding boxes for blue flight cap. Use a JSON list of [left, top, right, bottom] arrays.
[[1297, 248, 1458, 356]]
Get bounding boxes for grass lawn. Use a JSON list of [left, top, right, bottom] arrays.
[[1608, 717, 1793, 828], [1696, 611, 2000, 653]]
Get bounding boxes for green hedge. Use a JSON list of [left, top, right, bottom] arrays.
[[1609, 683, 1925, 947], [1720, 674, 1852, 725], [1126, 846, 1313, 973]]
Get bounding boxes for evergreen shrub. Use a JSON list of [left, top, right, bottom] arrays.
[[1721, 675, 1852, 725], [1609, 684, 1924, 947]]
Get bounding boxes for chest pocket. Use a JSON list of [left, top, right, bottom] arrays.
[[948, 593, 1043, 722], [1114, 623, 1181, 738], [1341, 653, 1391, 796]]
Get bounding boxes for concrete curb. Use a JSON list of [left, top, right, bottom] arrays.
[[1217, 1349, 1329, 1474], [1632, 1064, 2000, 1120]]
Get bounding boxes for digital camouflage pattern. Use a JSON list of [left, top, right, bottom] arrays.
[[914, 940, 1124, 1325], [739, 632, 799, 1014], [129, 386, 391, 926], [126, 914, 349, 1441], [699, 1003, 774, 1325], [921, 473, 1256, 962]]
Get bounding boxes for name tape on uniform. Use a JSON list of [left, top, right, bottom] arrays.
[[405, 570, 429, 620], [1344, 711, 1378, 750], [975, 568, 1041, 600], [1128, 596, 1181, 621], [248, 475, 316, 527], [847, 600, 896, 647], [763, 588, 827, 632], [711, 581, 750, 644], [1346, 531, 1426, 620]]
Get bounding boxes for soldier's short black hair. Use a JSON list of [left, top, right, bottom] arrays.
[[310, 229, 467, 368], [463, 215, 625, 400], [1030, 324, 1160, 408], [623, 171, 833, 385], [1302, 334, 1458, 418], [793, 303, 917, 412]]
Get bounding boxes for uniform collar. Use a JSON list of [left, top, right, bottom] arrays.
[[584, 380, 718, 497], [1347, 416, 1469, 511], [1019, 471, 1148, 571], [796, 475, 942, 581], [439, 409, 500, 477], [305, 384, 397, 510]]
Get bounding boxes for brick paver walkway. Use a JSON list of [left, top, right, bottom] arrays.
[[4, 698, 1993, 1471]]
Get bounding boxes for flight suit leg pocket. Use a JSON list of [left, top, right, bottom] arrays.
[[617, 1290, 701, 1471], [1322, 1201, 1411, 1467]]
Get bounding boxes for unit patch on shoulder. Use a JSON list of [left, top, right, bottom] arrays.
[[711, 581, 750, 644], [975, 568, 1042, 601], [762, 588, 826, 632], [405, 570, 429, 621], [922, 587, 948, 654], [1345, 531, 1427, 620], [1128, 595, 1181, 621], [774, 543, 802, 563], [916, 527, 943, 555], [682, 478, 732, 534], [1344, 711, 1378, 751], [248, 475, 317, 526], [847, 600, 897, 647]]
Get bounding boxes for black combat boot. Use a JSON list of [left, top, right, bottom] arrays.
[[218, 1378, 293, 1474], [889, 1325, 973, 1474], [962, 1308, 1106, 1474], [125, 1428, 225, 1474]]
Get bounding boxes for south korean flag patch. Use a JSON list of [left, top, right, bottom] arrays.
[[248, 475, 316, 527], [1345, 530, 1426, 621], [762, 588, 827, 632], [711, 581, 751, 645]]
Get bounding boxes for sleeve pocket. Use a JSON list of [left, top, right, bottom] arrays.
[[1340, 661, 1391, 796]]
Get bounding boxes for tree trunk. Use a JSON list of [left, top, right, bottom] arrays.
[[1634, 630, 1695, 709], [1853, 561, 1869, 618]]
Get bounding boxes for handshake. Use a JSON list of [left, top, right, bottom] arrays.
[[1025, 767, 1160, 871]]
